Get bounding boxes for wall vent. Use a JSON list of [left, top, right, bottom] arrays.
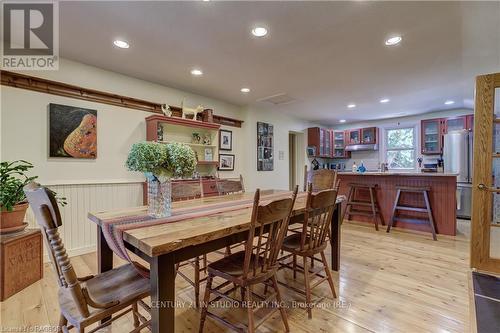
[[257, 93, 296, 105]]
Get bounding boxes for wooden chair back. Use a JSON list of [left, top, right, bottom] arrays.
[[304, 166, 337, 192], [171, 179, 203, 201], [23, 182, 90, 318], [243, 186, 298, 279], [216, 175, 245, 195], [300, 182, 339, 251]]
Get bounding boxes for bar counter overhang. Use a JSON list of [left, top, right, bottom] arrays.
[[337, 172, 458, 236]]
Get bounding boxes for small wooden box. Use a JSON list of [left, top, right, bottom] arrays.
[[0, 229, 43, 301]]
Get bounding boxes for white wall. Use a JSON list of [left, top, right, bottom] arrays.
[[1, 58, 312, 256], [328, 108, 473, 170]]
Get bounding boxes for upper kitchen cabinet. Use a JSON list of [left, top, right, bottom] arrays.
[[466, 115, 474, 131], [421, 118, 443, 154], [332, 130, 351, 158], [307, 127, 332, 157], [347, 129, 361, 144], [361, 127, 378, 144], [444, 116, 467, 133]]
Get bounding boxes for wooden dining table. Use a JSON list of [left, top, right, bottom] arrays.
[[88, 190, 344, 333]]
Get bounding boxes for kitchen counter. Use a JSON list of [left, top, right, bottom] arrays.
[[337, 172, 457, 236], [337, 171, 458, 177]]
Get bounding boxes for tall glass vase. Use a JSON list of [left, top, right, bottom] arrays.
[[147, 177, 172, 218]]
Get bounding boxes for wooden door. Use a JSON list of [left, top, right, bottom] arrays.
[[348, 129, 361, 144], [421, 119, 443, 154], [361, 127, 377, 144], [471, 72, 500, 274]]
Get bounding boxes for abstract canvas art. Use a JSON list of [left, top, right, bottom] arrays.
[[49, 103, 97, 158]]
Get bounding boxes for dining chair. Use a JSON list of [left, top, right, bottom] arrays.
[[303, 166, 338, 192], [216, 174, 245, 195], [216, 175, 245, 255], [278, 183, 339, 319], [172, 178, 208, 307], [199, 186, 298, 333], [23, 182, 150, 333]]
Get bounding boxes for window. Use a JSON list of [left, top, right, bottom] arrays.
[[385, 127, 416, 169]]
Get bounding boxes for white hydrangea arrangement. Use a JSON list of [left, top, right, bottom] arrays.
[[126, 141, 197, 182]]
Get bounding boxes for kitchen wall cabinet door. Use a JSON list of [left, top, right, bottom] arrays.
[[361, 127, 378, 144], [466, 115, 474, 131], [348, 129, 361, 144], [444, 116, 467, 133], [421, 119, 443, 154]]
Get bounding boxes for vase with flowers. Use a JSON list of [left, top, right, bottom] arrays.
[[126, 141, 197, 218]]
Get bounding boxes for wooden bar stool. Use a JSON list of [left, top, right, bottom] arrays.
[[386, 186, 437, 241], [342, 183, 383, 230]]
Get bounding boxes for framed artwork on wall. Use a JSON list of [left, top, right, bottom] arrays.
[[49, 103, 97, 159], [257, 122, 274, 171], [219, 154, 235, 171], [219, 129, 233, 151]]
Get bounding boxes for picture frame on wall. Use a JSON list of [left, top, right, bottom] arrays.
[[49, 103, 97, 159], [257, 121, 274, 171], [218, 154, 235, 171], [219, 129, 233, 151]]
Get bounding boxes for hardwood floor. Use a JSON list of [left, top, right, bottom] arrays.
[[0, 222, 471, 332]]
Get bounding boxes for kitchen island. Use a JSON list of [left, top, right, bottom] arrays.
[[337, 172, 457, 236]]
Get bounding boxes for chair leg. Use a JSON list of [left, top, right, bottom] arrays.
[[194, 256, 200, 308], [58, 313, 67, 333], [320, 251, 337, 299], [303, 256, 313, 319], [203, 254, 208, 274], [245, 286, 255, 333], [132, 302, 140, 328], [272, 275, 290, 332], [342, 186, 354, 222], [387, 189, 401, 233], [292, 254, 297, 279], [423, 190, 437, 241], [199, 274, 213, 333], [225, 245, 232, 256], [369, 187, 378, 231]]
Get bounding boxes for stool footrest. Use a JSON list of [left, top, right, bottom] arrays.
[[393, 217, 431, 225], [395, 205, 429, 213], [347, 210, 376, 217], [347, 201, 375, 207]]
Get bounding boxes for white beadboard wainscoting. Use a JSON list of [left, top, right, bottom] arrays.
[[25, 181, 144, 260]]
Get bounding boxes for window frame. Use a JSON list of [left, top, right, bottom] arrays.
[[383, 125, 417, 170]]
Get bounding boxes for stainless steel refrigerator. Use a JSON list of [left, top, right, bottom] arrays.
[[443, 129, 473, 219]]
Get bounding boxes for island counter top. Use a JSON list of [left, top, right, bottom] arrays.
[[337, 171, 458, 177], [336, 172, 457, 236]]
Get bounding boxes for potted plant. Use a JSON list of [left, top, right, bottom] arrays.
[[126, 141, 197, 218], [0, 160, 67, 234]]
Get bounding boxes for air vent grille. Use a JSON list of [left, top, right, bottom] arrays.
[[257, 93, 296, 105]]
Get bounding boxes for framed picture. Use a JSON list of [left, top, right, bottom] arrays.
[[257, 122, 273, 171], [219, 129, 233, 151], [49, 103, 97, 159], [219, 154, 235, 171]]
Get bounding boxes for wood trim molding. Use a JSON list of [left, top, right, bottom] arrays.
[[0, 70, 244, 127]]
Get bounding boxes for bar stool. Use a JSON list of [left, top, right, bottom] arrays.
[[343, 183, 384, 230], [386, 186, 437, 241]]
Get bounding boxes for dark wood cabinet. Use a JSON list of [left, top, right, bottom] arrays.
[[361, 127, 378, 144], [444, 116, 467, 133], [307, 127, 333, 157], [421, 119, 444, 154], [466, 115, 474, 131], [347, 129, 361, 144], [332, 130, 350, 158]]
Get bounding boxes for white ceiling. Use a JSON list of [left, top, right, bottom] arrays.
[[59, 1, 500, 125]]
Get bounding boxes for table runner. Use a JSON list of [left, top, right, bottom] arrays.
[[101, 191, 304, 276]]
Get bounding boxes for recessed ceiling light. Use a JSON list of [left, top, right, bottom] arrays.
[[380, 98, 390, 103], [113, 39, 129, 49], [444, 100, 455, 105], [251, 27, 268, 37], [339, 119, 347, 123], [240, 88, 250, 93], [190, 69, 203, 76], [203, 0, 210, 2], [385, 36, 402, 46], [347, 103, 356, 109]]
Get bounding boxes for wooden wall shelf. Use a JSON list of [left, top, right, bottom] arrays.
[[0, 70, 244, 128], [146, 114, 221, 131]]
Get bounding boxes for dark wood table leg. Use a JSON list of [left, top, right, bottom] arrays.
[[97, 225, 113, 273], [151, 253, 176, 333], [330, 202, 341, 271]]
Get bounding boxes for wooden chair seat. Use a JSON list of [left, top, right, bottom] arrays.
[[281, 234, 312, 252], [207, 251, 264, 281], [60, 264, 149, 328]]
